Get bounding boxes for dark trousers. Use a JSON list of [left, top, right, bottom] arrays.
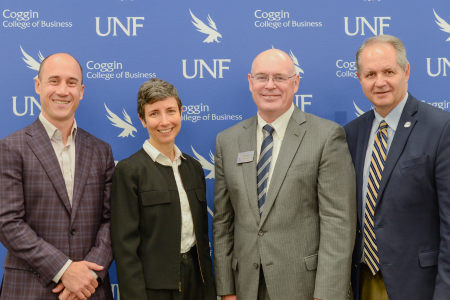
[[258, 268, 271, 300], [146, 246, 204, 300]]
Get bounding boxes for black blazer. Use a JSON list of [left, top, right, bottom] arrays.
[[345, 94, 450, 300], [111, 148, 216, 299]]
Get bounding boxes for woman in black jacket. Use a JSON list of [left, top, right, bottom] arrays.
[[111, 78, 216, 300]]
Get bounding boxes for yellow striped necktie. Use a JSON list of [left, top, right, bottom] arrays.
[[364, 120, 388, 275]]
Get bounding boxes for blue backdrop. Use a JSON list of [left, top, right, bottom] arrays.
[[1, 0, 450, 298]]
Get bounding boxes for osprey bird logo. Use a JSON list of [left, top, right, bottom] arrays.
[[289, 50, 305, 78], [354, 101, 365, 117], [271, 46, 304, 78], [20, 46, 44, 79], [189, 9, 222, 43], [433, 9, 450, 41], [104, 103, 137, 138], [191, 146, 215, 179]]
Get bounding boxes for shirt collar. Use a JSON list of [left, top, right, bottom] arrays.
[[142, 140, 185, 166], [39, 113, 77, 140], [373, 92, 408, 132], [257, 103, 294, 138]]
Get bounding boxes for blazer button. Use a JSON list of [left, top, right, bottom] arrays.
[[258, 231, 264, 236], [254, 263, 259, 269], [70, 229, 76, 235]]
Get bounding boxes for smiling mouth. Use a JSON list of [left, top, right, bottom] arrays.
[[52, 99, 71, 104], [159, 128, 172, 133]]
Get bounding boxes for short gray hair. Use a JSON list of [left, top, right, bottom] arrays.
[[356, 35, 409, 74], [137, 78, 182, 119]]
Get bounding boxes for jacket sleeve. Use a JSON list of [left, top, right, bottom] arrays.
[[212, 132, 236, 296], [110, 159, 148, 299], [0, 139, 69, 287], [83, 144, 115, 283], [314, 125, 357, 300]]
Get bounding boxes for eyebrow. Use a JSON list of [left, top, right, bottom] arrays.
[[47, 75, 80, 82]]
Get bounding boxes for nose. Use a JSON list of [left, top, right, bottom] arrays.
[[56, 83, 69, 96], [375, 74, 387, 87], [264, 77, 276, 89], [160, 112, 170, 125]]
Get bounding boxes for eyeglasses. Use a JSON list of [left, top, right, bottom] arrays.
[[251, 74, 296, 83]]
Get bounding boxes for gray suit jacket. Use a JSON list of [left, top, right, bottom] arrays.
[[213, 106, 356, 300]]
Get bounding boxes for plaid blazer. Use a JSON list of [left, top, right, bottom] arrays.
[[0, 118, 114, 299]]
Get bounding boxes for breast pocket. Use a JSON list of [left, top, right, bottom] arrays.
[[399, 155, 428, 170], [286, 162, 315, 177], [141, 190, 172, 206]]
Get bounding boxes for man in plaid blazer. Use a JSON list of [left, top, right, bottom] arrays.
[[0, 53, 114, 300]]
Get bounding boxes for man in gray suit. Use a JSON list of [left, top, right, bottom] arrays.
[[213, 49, 356, 300]]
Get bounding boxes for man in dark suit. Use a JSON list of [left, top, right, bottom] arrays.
[[0, 53, 114, 300], [213, 49, 356, 300], [345, 35, 450, 300]]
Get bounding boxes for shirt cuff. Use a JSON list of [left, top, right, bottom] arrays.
[[53, 259, 73, 283]]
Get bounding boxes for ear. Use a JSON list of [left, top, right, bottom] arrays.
[[404, 63, 410, 82], [79, 84, 85, 101], [293, 74, 300, 93], [35, 78, 41, 95], [139, 116, 147, 128], [248, 73, 253, 93]]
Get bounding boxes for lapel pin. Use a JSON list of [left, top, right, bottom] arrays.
[[404, 121, 411, 128]]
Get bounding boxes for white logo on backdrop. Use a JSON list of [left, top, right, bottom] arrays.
[[189, 9, 222, 43], [20, 46, 44, 78], [104, 103, 137, 137], [191, 146, 215, 179], [354, 101, 365, 117], [289, 50, 304, 78], [271, 46, 304, 77], [433, 9, 450, 41]]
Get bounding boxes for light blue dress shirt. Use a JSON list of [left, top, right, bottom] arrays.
[[361, 92, 409, 263]]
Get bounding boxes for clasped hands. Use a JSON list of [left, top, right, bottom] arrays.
[[52, 261, 103, 300]]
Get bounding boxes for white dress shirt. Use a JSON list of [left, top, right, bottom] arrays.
[[142, 141, 196, 253], [256, 103, 294, 192], [361, 92, 408, 263]]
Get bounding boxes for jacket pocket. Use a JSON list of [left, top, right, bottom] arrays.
[[399, 155, 428, 169], [304, 253, 318, 271], [140, 190, 171, 206], [195, 189, 207, 202], [418, 248, 439, 267], [232, 256, 238, 271]]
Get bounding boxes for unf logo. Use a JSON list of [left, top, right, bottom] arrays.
[[344, 17, 390, 36], [13, 96, 41, 116], [95, 17, 144, 36], [182, 59, 230, 79], [427, 58, 450, 77]]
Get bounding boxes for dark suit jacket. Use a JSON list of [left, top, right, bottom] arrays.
[[110, 148, 216, 300], [0, 118, 115, 299], [345, 94, 450, 300]]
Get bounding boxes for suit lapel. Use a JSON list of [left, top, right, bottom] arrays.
[[260, 108, 306, 227], [26, 119, 72, 214], [355, 112, 374, 223], [71, 129, 93, 223], [238, 116, 260, 222], [376, 96, 418, 206]]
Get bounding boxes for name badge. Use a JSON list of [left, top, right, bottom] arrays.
[[237, 151, 254, 164]]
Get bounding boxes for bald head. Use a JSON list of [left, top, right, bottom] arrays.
[[38, 53, 83, 84], [248, 49, 300, 123], [251, 49, 296, 75]]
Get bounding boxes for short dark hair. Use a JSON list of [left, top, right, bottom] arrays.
[[137, 78, 182, 119], [38, 53, 83, 84]]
